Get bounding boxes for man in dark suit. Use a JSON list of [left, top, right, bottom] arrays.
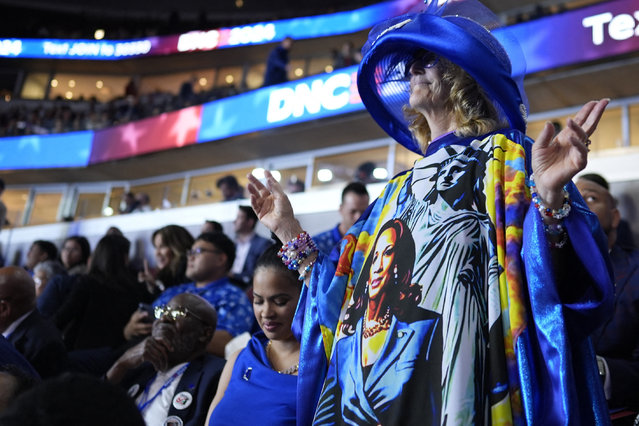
[[106, 293, 225, 426], [0, 266, 67, 378], [0, 335, 39, 379], [230, 206, 271, 287]]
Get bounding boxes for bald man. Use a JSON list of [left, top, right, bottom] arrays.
[[107, 293, 225, 426], [577, 174, 639, 410], [0, 266, 67, 378]]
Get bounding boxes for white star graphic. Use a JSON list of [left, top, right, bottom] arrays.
[[168, 105, 201, 147], [119, 122, 145, 153], [17, 135, 41, 153]]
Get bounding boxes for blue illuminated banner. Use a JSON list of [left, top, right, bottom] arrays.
[[500, 0, 639, 74], [198, 65, 363, 143], [2, 0, 636, 73], [0, 0, 421, 60], [0, 131, 93, 169], [3, 0, 639, 170], [3, 38, 155, 60]]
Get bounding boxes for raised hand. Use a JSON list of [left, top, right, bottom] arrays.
[[138, 259, 162, 293], [531, 99, 609, 208], [247, 170, 303, 242]]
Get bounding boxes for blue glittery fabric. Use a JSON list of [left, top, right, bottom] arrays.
[[517, 184, 614, 424]]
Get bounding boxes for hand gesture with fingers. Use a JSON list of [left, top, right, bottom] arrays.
[[247, 171, 302, 242], [138, 259, 160, 293], [531, 99, 609, 208]]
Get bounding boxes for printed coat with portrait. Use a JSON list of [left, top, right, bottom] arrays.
[[293, 129, 613, 426]]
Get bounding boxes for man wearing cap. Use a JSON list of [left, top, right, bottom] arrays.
[[577, 173, 639, 411], [247, 0, 613, 424], [107, 293, 225, 426]]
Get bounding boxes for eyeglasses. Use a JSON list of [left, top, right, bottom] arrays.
[[405, 50, 439, 76], [186, 247, 219, 257], [154, 305, 207, 323]]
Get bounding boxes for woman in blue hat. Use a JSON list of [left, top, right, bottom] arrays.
[[248, 1, 613, 424]]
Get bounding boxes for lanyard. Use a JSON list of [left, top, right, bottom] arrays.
[[137, 363, 189, 412]]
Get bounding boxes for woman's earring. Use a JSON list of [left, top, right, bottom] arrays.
[[393, 264, 398, 282]]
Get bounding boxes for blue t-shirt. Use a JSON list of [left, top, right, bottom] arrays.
[[153, 278, 253, 337], [313, 224, 342, 256]]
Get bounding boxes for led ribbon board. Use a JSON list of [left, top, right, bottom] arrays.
[[197, 66, 362, 144], [0, 0, 422, 60], [501, 0, 639, 74], [1, 0, 638, 168], [0, 131, 93, 169]]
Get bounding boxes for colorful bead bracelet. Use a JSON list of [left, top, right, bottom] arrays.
[[278, 231, 318, 271], [529, 174, 571, 220]]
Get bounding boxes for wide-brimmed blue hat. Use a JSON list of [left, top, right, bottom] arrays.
[[357, 0, 528, 154]]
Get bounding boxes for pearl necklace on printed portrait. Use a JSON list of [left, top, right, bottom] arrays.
[[361, 306, 391, 366]]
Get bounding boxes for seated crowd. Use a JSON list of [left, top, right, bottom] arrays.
[[0, 175, 638, 425], [0, 84, 239, 138], [0, 200, 304, 425], [0, 36, 362, 139]]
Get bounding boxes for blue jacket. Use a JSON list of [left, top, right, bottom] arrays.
[[593, 243, 639, 409], [316, 313, 441, 425]]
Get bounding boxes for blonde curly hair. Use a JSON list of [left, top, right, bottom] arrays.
[[404, 57, 507, 153]]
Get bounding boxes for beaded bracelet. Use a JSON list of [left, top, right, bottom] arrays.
[[544, 222, 565, 237], [298, 258, 317, 281], [278, 232, 318, 271], [549, 230, 569, 249], [544, 222, 569, 248], [529, 174, 571, 220]]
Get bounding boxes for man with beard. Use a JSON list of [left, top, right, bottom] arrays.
[[152, 232, 254, 357], [106, 293, 225, 426]]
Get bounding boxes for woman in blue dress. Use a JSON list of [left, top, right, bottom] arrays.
[[206, 244, 301, 425]]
